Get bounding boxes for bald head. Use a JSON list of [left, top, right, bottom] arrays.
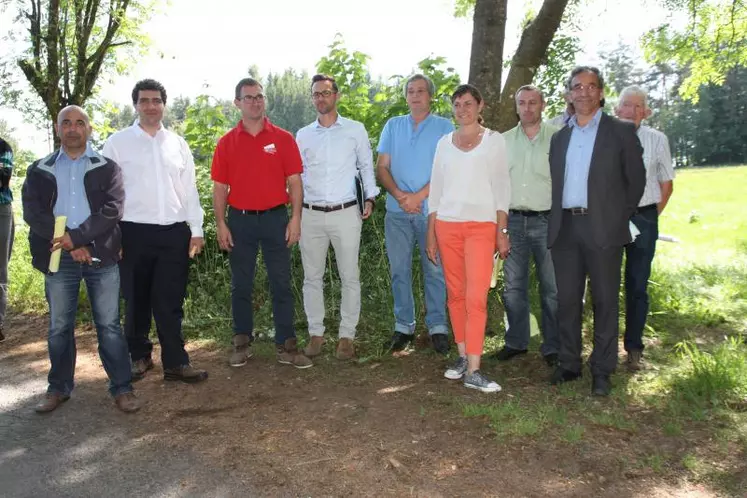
[[55, 105, 91, 155]]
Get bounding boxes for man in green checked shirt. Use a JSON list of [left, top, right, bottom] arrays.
[[0, 137, 15, 343]]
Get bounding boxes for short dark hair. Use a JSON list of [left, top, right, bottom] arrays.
[[451, 84, 483, 105], [514, 84, 544, 102], [566, 66, 605, 91], [132, 79, 167, 106], [234, 78, 263, 100], [311, 74, 339, 93]]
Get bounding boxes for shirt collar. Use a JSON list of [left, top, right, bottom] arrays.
[[235, 116, 276, 136], [56, 143, 95, 164], [569, 108, 603, 130], [314, 113, 343, 129], [132, 119, 165, 137]]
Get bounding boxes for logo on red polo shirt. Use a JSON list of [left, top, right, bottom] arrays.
[[263, 143, 277, 154]]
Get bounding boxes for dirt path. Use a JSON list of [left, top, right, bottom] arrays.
[[0, 314, 719, 497]]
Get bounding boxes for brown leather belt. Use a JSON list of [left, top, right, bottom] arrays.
[[303, 200, 357, 213]]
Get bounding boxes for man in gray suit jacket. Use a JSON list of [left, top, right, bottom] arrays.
[[547, 66, 645, 396]]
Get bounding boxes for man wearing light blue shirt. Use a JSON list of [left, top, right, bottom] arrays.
[[296, 74, 380, 361], [376, 74, 454, 354]]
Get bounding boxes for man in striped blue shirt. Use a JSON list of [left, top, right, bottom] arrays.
[[616, 85, 675, 371]]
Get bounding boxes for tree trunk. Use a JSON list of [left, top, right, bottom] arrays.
[[467, 0, 508, 129], [495, 0, 570, 132]]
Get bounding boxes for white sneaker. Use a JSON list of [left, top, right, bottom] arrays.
[[444, 356, 468, 380], [464, 370, 502, 393]]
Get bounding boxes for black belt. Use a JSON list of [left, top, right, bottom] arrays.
[[635, 204, 658, 214], [510, 209, 550, 217], [563, 207, 588, 216], [303, 200, 357, 213], [229, 204, 285, 215]]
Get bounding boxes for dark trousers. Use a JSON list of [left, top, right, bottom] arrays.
[[228, 207, 295, 346], [119, 221, 191, 369], [551, 212, 623, 376], [624, 206, 658, 352]]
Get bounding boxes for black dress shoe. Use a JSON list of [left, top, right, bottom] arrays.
[[385, 332, 414, 353], [494, 346, 528, 361], [550, 367, 582, 385], [431, 333, 450, 355], [592, 375, 611, 396], [544, 353, 559, 367]]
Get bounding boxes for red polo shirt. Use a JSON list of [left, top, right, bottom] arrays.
[[211, 118, 303, 210]]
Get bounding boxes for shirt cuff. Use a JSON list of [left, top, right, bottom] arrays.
[[189, 225, 204, 238]]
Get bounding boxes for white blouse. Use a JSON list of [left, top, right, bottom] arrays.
[[428, 129, 510, 223]]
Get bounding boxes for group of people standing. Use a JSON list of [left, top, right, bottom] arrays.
[[8, 62, 673, 414]]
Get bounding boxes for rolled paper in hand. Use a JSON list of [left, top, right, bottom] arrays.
[[48, 216, 67, 272], [189, 245, 198, 259], [490, 252, 502, 289]]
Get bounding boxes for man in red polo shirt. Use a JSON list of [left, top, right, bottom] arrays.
[[211, 77, 312, 369]]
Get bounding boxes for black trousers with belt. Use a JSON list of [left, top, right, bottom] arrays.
[[119, 221, 191, 369], [551, 211, 623, 376]]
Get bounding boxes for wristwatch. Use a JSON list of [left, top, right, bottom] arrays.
[[499, 227, 509, 235]]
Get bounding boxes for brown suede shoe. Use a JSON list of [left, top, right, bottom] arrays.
[[34, 393, 70, 414], [336, 338, 355, 361], [627, 350, 643, 371], [131, 357, 154, 382], [277, 339, 313, 369], [114, 392, 142, 413], [304, 336, 325, 357], [229, 334, 253, 367], [163, 364, 209, 384]]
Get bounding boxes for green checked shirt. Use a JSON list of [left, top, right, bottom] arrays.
[[502, 121, 559, 212], [0, 138, 13, 205]]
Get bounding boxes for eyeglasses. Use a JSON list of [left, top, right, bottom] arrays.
[[311, 90, 336, 99], [137, 98, 164, 106], [571, 83, 600, 93], [239, 94, 265, 103]]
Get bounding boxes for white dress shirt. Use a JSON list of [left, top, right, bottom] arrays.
[[296, 115, 380, 205], [103, 123, 204, 237], [429, 130, 511, 223], [637, 125, 675, 207]]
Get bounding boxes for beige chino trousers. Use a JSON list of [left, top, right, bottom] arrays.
[[300, 205, 362, 339]]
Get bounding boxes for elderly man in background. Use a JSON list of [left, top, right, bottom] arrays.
[[616, 85, 675, 371]]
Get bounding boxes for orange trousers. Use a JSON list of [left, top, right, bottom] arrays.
[[435, 220, 495, 356]]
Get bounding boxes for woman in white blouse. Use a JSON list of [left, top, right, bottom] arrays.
[[426, 84, 511, 393]]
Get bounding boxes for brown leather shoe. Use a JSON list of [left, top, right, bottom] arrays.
[[336, 338, 355, 361], [627, 350, 643, 371], [277, 339, 313, 369], [131, 357, 154, 382], [114, 392, 142, 413], [34, 393, 70, 414], [163, 364, 209, 384], [304, 336, 325, 357]]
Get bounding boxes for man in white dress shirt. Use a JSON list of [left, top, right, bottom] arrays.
[[616, 85, 675, 371], [295, 74, 380, 360], [103, 79, 208, 384]]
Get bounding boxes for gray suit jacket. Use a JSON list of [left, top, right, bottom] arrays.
[[548, 112, 646, 249]]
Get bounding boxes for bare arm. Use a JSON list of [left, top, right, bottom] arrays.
[[213, 181, 229, 226], [658, 181, 673, 214], [287, 174, 302, 220], [376, 153, 403, 198]]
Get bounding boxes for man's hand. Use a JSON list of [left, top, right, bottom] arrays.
[[217, 222, 234, 252], [51, 232, 74, 252], [70, 247, 92, 264], [286, 215, 301, 247], [189, 237, 205, 258], [397, 192, 422, 214], [496, 232, 511, 260], [361, 200, 374, 220]]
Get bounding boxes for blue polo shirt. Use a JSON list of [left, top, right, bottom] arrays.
[[377, 113, 454, 214]]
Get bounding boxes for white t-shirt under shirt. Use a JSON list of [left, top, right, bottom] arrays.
[[428, 129, 511, 223]]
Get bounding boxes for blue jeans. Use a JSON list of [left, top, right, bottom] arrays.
[[384, 211, 447, 335], [502, 212, 559, 355], [624, 206, 659, 352], [44, 252, 133, 397]]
